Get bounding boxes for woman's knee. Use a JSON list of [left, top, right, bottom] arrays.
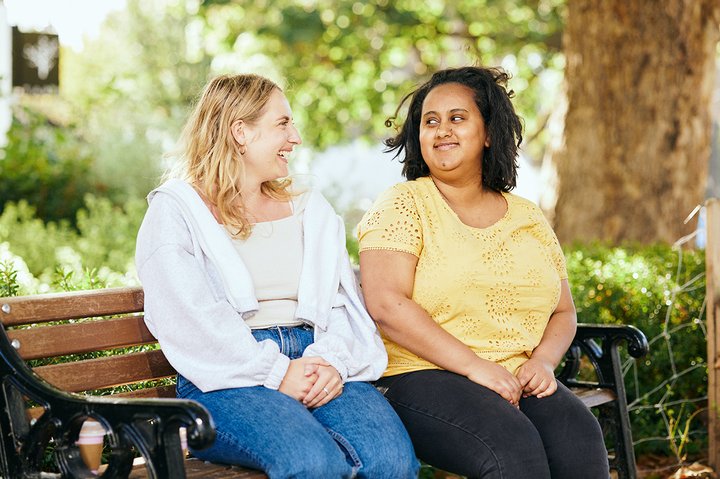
[[381, 371, 550, 478], [266, 453, 351, 479], [204, 428, 352, 479], [356, 442, 419, 479], [316, 381, 419, 478], [523, 387, 609, 479], [394, 401, 550, 478], [548, 408, 608, 478]]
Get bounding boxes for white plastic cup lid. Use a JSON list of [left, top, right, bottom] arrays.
[[179, 427, 188, 450], [75, 436, 104, 445], [78, 420, 106, 438]]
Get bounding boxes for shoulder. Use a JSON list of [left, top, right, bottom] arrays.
[[293, 189, 343, 227], [138, 184, 196, 245], [504, 192, 561, 241], [145, 189, 185, 222], [505, 192, 546, 220], [136, 192, 195, 266], [505, 191, 538, 209], [373, 178, 430, 204]]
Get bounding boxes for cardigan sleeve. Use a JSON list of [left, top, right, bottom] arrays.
[[301, 223, 387, 382], [135, 195, 290, 392]]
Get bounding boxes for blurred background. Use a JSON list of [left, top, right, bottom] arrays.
[[0, 1, 719, 477], [1, 0, 717, 240]]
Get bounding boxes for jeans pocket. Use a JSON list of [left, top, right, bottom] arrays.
[[175, 375, 196, 399]]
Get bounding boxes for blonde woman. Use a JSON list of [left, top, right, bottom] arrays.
[[135, 74, 418, 479]]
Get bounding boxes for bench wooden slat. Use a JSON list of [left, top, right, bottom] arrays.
[[0, 287, 143, 325], [126, 458, 266, 478], [8, 315, 156, 360], [114, 384, 177, 399], [182, 459, 266, 478], [34, 350, 175, 392], [571, 387, 617, 408]]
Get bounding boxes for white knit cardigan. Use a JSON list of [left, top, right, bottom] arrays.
[[135, 179, 387, 393]]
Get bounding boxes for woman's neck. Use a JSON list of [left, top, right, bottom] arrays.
[[429, 175, 506, 229], [430, 175, 490, 207], [241, 184, 292, 224]]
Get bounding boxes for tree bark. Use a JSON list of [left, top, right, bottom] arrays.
[[552, 0, 720, 244]]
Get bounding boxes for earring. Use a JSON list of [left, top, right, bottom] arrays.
[[239, 145, 247, 155]]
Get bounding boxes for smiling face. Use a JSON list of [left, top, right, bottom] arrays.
[[419, 82, 490, 183], [237, 88, 302, 186]]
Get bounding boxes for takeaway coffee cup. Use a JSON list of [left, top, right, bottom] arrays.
[[76, 420, 105, 474], [179, 426, 188, 457]]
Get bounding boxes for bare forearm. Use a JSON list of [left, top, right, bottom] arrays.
[[372, 295, 481, 376], [531, 310, 576, 368], [375, 295, 523, 404]]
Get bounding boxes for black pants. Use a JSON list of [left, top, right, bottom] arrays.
[[375, 369, 609, 479]]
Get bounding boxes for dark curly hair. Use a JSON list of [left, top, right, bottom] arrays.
[[384, 66, 523, 192]]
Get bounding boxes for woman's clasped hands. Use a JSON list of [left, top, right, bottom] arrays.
[[467, 355, 559, 407], [467, 358, 522, 407], [278, 356, 344, 408], [515, 356, 558, 399]]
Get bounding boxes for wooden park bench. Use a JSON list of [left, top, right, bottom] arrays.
[[0, 287, 648, 479]]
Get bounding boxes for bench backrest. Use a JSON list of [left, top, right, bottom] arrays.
[[0, 287, 176, 407]]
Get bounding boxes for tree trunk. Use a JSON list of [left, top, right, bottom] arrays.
[[552, 1, 720, 244]]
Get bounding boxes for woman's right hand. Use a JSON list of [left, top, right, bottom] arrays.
[[466, 358, 523, 406], [278, 356, 329, 401]]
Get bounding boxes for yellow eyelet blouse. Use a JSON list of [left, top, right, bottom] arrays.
[[357, 177, 567, 377]]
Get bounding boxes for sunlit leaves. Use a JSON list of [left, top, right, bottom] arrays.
[[196, 0, 565, 153], [64, 0, 566, 164]]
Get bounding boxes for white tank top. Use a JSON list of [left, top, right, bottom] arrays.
[[229, 207, 304, 329]]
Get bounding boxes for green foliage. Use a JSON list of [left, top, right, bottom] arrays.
[[566, 243, 706, 456], [74, 195, 148, 273], [0, 201, 75, 277], [346, 234, 359, 265], [55, 0, 566, 182], [198, 0, 565, 156], [0, 106, 98, 224], [0, 197, 144, 293], [0, 261, 19, 297], [61, 0, 213, 202], [52, 266, 107, 292]]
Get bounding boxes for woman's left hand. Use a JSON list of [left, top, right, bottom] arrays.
[[303, 364, 343, 409], [516, 357, 557, 398]]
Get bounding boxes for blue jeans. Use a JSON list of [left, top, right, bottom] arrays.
[[376, 369, 609, 479], [176, 326, 419, 479]]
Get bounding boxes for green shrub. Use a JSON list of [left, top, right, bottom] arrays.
[[0, 261, 19, 297], [74, 195, 147, 273], [0, 106, 100, 224], [0, 196, 144, 292], [566, 243, 706, 456], [0, 201, 75, 277]]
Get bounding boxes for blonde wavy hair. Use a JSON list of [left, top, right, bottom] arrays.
[[169, 74, 293, 238]]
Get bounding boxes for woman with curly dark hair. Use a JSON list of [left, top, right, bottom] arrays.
[[357, 66, 609, 478]]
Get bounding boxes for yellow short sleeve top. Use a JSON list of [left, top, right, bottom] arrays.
[[357, 177, 568, 376]]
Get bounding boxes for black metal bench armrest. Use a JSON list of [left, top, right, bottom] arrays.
[[572, 323, 649, 359], [0, 327, 214, 479], [556, 323, 649, 389], [556, 323, 648, 479]]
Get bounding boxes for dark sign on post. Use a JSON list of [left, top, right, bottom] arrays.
[[11, 27, 59, 94]]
